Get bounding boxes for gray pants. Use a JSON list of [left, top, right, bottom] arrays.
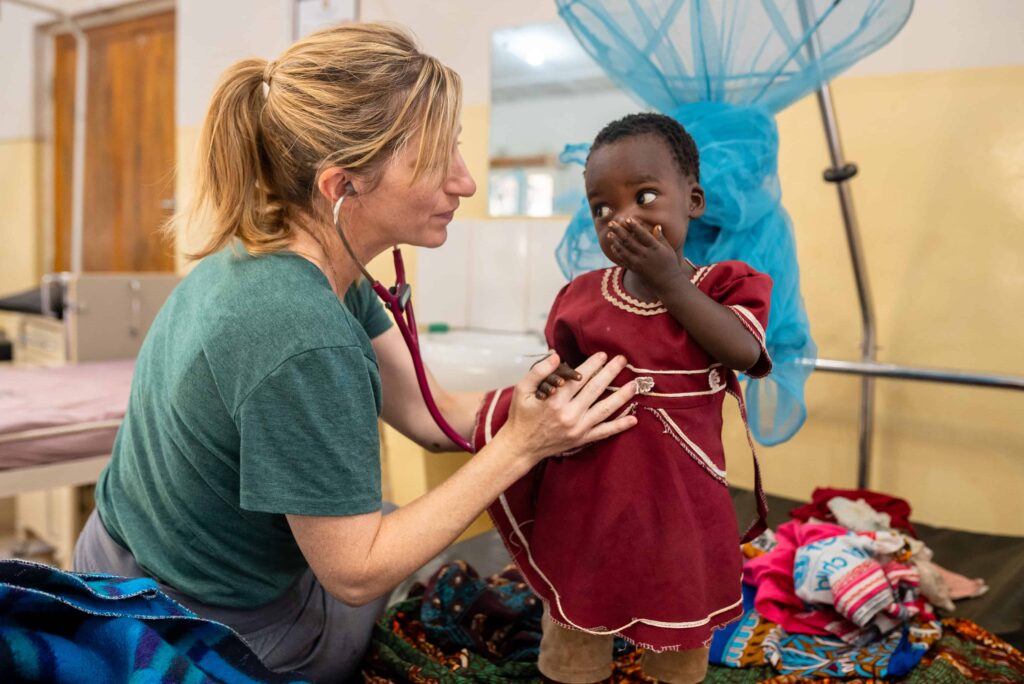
[[73, 508, 391, 683]]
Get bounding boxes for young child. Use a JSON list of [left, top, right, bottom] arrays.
[[473, 113, 772, 684]]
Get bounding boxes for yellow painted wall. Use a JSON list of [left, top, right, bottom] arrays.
[[722, 65, 1024, 535], [173, 125, 201, 275], [0, 139, 42, 297]]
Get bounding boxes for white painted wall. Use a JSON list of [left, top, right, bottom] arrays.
[[850, 0, 1024, 77], [175, 0, 560, 127], [360, 0, 558, 106], [0, 2, 50, 140], [177, 0, 293, 127], [490, 89, 641, 157]]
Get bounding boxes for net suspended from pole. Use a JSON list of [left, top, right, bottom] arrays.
[[554, 0, 912, 445]]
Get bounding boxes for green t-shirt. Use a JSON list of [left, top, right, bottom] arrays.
[[95, 247, 393, 608]]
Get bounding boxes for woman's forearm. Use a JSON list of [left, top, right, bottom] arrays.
[[434, 385, 486, 444], [325, 431, 531, 604]]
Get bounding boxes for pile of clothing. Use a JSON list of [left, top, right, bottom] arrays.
[[709, 487, 989, 679]]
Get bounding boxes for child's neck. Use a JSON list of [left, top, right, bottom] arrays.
[[621, 255, 695, 302]]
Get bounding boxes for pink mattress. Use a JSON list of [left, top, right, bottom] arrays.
[[0, 360, 134, 469]]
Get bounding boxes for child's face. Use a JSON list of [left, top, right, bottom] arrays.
[[584, 133, 705, 261]]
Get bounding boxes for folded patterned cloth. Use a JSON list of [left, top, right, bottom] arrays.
[[418, 561, 544, 663], [363, 561, 637, 683], [703, 617, 1024, 683], [793, 531, 934, 644], [761, 617, 942, 679], [709, 583, 773, 668], [0, 559, 304, 684]]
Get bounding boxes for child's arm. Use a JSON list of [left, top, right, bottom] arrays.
[[607, 218, 761, 372], [533, 283, 588, 400], [535, 360, 582, 400]]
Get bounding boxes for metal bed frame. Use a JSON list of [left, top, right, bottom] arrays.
[[797, 4, 1024, 487]]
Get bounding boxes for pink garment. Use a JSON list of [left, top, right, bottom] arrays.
[[743, 520, 848, 636], [936, 565, 989, 600]]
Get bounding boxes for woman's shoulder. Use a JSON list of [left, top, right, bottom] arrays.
[[188, 249, 370, 361]]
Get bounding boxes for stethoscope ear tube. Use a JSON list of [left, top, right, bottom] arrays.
[[335, 192, 474, 454]]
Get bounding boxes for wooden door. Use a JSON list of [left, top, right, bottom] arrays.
[[53, 11, 176, 272]]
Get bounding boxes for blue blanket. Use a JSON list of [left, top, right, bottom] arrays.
[[0, 559, 308, 683]]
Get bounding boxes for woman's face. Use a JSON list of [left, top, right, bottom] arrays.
[[343, 131, 476, 255]]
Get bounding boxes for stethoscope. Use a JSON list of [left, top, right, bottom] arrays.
[[332, 187, 474, 453]]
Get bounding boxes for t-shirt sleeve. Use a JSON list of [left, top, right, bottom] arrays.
[[709, 262, 773, 379], [544, 283, 587, 368], [344, 279, 393, 340], [235, 346, 383, 516]]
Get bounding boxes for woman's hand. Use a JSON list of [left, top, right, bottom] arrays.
[[499, 351, 638, 463]]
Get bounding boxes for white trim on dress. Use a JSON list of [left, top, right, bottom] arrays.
[[606, 383, 726, 398], [652, 408, 728, 482], [626, 363, 722, 375], [599, 264, 714, 317], [729, 304, 766, 342]]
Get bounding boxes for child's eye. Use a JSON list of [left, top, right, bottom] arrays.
[[637, 190, 657, 206], [594, 205, 612, 219]]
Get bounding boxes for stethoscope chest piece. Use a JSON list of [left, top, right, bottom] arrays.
[[390, 283, 412, 312]]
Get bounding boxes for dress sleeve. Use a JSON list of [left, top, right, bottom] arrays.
[[235, 346, 383, 516], [543, 283, 587, 368], [709, 261, 773, 378]]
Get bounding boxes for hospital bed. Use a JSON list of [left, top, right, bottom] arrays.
[[0, 272, 176, 567]]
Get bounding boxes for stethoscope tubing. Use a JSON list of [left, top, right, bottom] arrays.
[[333, 193, 475, 454]]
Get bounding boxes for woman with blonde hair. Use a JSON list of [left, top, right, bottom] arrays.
[[72, 22, 637, 681]]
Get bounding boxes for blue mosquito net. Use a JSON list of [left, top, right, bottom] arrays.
[[554, 0, 912, 445]]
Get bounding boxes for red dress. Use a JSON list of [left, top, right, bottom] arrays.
[[473, 261, 773, 652]]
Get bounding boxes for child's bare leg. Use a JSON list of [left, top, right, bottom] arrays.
[[538, 606, 613, 683], [641, 646, 709, 684]]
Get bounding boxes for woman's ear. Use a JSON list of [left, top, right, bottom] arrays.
[[689, 184, 706, 219], [317, 167, 353, 205]]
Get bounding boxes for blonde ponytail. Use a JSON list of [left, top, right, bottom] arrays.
[[173, 23, 462, 260]]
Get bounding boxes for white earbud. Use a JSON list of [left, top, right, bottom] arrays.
[[332, 182, 357, 223]]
